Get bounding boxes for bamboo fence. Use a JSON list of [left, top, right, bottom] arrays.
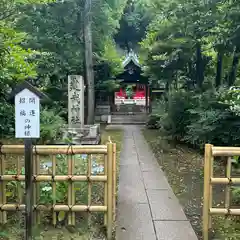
[[203, 144, 240, 240], [0, 143, 117, 240]]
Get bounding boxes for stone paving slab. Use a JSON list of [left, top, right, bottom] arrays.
[[119, 152, 139, 165], [147, 189, 187, 221], [142, 171, 171, 190], [116, 203, 156, 240], [140, 162, 161, 172], [154, 221, 198, 240], [116, 125, 198, 240], [118, 165, 147, 204]]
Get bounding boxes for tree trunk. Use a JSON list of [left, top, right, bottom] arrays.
[[228, 46, 240, 86], [84, 0, 95, 124], [196, 42, 204, 89], [215, 50, 223, 88]]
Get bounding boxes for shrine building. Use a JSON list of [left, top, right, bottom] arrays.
[[112, 50, 150, 113]]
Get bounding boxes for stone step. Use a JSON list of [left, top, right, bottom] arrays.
[[111, 119, 147, 122], [111, 114, 147, 118], [112, 112, 147, 115], [110, 122, 145, 125], [111, 117, 147, 121], [110, 114, 147, 125]]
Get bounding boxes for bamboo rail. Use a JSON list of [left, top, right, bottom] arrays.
[[209, 208, 240, 215], [1, 145, 107, 154], [212, 146, 240, 156], [0, 143, 116, 240], [0, 175, 107, 182], [203, 144, 240, 240], [0, 204, 107, 212]]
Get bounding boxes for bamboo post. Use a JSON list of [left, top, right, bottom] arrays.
[[107, 143, 113, 240], [17, 156, 22, 204], [0, 153, 3, 223], [17, 156, 23, 225], [52, 155, 57, 226], [35, 154, 40, 224], [88, 154, 92, 226], [71, 154, 75, 225], [33, 154, 36, 224], [0, 153, 7, 223], [203, 144, 212, 240], [112, 143, 117, 222], [209, 147, 213, 229], [67, 153, 73, 225], [225, 157, 232, 209], [104, 154, 108, 226]]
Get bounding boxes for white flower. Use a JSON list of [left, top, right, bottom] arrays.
[[42, 186, 52, 192]]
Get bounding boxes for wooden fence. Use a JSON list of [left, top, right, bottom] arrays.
[[0, 142, 117, 240], [203, 144, 240, 240]]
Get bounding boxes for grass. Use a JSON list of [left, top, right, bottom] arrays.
[[0, 124, 123, 240], [100, 125, 123, 186], [142, 128, 240, 240]]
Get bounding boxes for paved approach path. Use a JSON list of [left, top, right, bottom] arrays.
[[115, 125, 198, 240]]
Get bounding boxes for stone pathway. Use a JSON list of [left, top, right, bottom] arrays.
[[115, 125, 198, 240]]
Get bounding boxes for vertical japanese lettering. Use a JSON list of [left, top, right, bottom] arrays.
[[29, 97, 36, 104], [19, 98, 26, 104]]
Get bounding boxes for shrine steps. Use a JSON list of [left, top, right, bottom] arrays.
[[110, 113, 147, 125]]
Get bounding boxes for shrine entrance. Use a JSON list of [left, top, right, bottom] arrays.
[[114, 83, 149, 113], [113, 50, 150, 114]]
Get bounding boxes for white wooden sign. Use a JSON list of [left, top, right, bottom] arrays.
[[15, 89, 40, 138]]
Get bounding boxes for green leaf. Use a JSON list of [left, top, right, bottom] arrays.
[[58, 211, 66, 222], [6, 191, 13, 197]]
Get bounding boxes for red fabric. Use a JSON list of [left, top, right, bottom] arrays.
[[133, 90, 145, 99], [116, 88, 126, 98], [115, 86, 146, 99]]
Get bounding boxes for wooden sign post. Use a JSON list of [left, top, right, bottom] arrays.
[[15, 88, 40, 240], [15, 89, 40, 240], [10, 81, 48, 240]]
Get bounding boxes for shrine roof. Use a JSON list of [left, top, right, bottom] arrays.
[[122, 50, 140, 68]]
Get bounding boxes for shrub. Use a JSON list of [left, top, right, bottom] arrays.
[[159, 90, 197, 141], [0, 100, 14, 138], [0, 101, 65, 144], [39, 108, 65, 144], [146, 114, 161, 129], [232, 187, 240, 205], [184, 89, 240, 148], [155, 88, 240, 148]]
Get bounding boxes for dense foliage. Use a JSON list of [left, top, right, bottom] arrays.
[[140, 0, 240, 149], [140, 0, 240, 214], [0, 0, 126, 139], [148, 89, 240, 149]]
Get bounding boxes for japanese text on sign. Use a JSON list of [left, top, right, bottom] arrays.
[[68, 75, 84, 126], [15, 89, 40, 138]]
